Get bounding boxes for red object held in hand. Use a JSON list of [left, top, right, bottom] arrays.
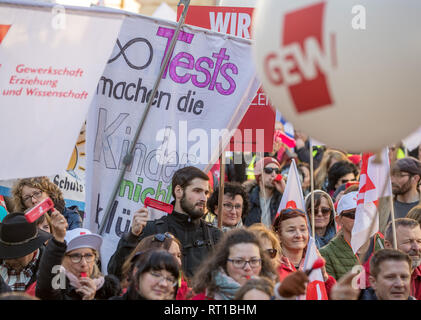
[[274, 174, 283, 182], [24, 197, 54, 223], [80, 272, 87, 278], [305, 258, 325, 276], [144, 197, 173, 214]]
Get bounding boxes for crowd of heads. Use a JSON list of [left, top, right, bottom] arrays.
[[0, 133, 421, 301]]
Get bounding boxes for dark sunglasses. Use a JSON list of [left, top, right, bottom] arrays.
[[265, 248, 277, 259], [309, 207, 332, 216], [153, 232, 174, 242], [341, 210, 356, 220], [264, 167, 281, 175]]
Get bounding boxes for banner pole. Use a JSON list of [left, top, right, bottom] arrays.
[[98, 0, 191, 235], [309, 140, 315, 238], [217, 142, 226, 229]]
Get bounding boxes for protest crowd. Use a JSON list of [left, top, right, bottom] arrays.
[[1, 0, 420, 304], [0, 131, 420, 302]]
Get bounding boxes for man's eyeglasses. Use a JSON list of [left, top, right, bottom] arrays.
[[265, 248, 277, 259], [153, 232, 174, 242], [392, 172, 411, 179], [66, 253, 95, 264], [227, 258, 262, 269], [263, 167, 281, 175], [222, 203, 243, 211], [22, 190, 43, 204], [149, 271, 178, 287]]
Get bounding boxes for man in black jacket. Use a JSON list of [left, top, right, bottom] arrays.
[[243, 157, 285, 228], [108, 166, 222, 280]]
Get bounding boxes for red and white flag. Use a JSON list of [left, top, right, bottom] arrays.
[[276, 159, 305, 216], [351, 149, 392, 254], [301, 237, 329, 300]]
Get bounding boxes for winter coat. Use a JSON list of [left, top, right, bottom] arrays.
[[243, 181, 282, 227], [62, 207, 83, 230], [277, 256, 336, 298], [320, 232, 384, 281], [108, 210, 222, 279], [35, 238, 120, 300]]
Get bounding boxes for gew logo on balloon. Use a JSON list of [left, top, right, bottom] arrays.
[[264, 2, 334, 113]]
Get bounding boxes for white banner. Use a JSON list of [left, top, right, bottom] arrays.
[[0, 1, 123, 180], [85, 15, 260, 269]]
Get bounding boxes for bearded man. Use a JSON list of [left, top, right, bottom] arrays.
[[107, 166, 222, 279]]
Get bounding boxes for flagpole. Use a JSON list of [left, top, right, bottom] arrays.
[[97, 0, 191, 236], [365, 151, 397, 249], [309, 139, 315, 238], [217, 143, 225, 229]]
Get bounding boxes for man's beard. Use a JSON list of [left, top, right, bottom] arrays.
[[392, 179, 412, 196], [408, 249, 421, 268], [180, 194, 205, 220]]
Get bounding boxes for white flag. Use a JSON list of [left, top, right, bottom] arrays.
[[276, 159, 306, 217], [351, 149, 392, 254], [301, 237, 328, 300]]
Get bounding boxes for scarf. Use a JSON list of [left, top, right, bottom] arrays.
[[62, 266, 105, 291], [0, 250, 39, 291], [211, 268, 241, 300]]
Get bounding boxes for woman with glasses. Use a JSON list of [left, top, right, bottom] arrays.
[[35, 211, 121, 300], [205, 182, 249, 232], [304, 190, 337, 249], [11, 176, 82, 230], [248, 223, 282, 269], [110, 249, 180, 300], [190, 228, 277, 300], [273, 208, 336, 296], [117, 232, 190, 300]]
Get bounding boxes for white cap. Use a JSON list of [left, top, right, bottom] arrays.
[[64, 228, 102, 253], [337, 191, 358, 215]]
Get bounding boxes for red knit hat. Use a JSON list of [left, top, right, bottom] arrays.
[[254, 157, 281, 176]]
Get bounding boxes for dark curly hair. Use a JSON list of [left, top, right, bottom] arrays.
[[206, 182, 249, 220], [327, 160, 359, 193]]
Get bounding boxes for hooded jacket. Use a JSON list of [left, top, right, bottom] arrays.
[[304, 190, 338, 249]]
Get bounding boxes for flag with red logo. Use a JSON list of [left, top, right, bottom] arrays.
[[275, 159, 305, 217], [301, 237, 328, 300], [351, 149, 392, 254]]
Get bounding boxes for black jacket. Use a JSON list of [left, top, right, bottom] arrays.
[[108, 210, 222, 279], [35, 238, 120, 300], [243, 183, 282, 227]]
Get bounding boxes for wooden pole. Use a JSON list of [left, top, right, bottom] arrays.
[[217, 143, 226, 229], [309, 140, 315, 238]]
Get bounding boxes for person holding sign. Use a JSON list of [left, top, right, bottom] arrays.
[[108, 166, 221, 279], [11, 177, 82, 230]]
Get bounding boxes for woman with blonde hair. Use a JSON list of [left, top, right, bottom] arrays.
[[314, 149, 349, 191], [248, 223, 282, 269], [35, 211, 121, 300]]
